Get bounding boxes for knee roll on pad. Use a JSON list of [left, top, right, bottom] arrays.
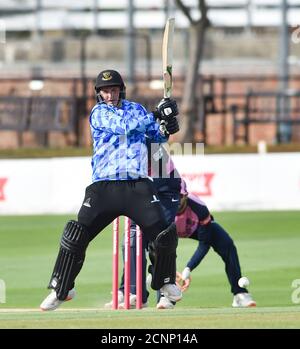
[[149, 223, 178, 290], [154, 222, 178, 252], [148, 222, 178, 265], [48, 220, 90, 300], [60, 220, 90, 252]]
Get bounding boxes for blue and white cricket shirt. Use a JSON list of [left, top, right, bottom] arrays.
[[89, 99, 167, 181]]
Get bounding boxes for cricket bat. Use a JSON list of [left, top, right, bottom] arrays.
[[162, 18, 175, 99]]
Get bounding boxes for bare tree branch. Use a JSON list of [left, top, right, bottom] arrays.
[[174, 0, 195, 24], [199, 0, 209, 24], [173, 0, 210, 143], [199, 0, 207, 15]]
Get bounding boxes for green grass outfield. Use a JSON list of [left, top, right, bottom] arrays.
[[0, 211, 300, 329]]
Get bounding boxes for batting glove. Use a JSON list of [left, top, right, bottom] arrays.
[[165, 116, 179, 134], [156, 98, 178, 120]]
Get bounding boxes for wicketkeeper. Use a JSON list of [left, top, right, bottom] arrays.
[[174, 179, 257, 308]]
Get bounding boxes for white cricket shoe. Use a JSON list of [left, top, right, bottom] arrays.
[[232, 293, 256, 308], [40, 288, 75, 311], [156, 296, 174, 310], [160, 283, 182, 302], [118, 294, 148, 309], [104, 290, 124, 309]]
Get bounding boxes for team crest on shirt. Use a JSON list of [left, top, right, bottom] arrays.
[[102, 72, 113, 81]]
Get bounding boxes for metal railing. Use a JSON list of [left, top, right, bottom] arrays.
[[231, 90, 300, 144], [200, 75, 300, 144], [1, 75, 300, 147], [0, 96, 78, 147]]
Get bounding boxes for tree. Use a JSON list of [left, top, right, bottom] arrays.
[[174, 0, 210, 143]]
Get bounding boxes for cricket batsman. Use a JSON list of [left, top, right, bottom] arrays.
[[40, 69, 182, 310]]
